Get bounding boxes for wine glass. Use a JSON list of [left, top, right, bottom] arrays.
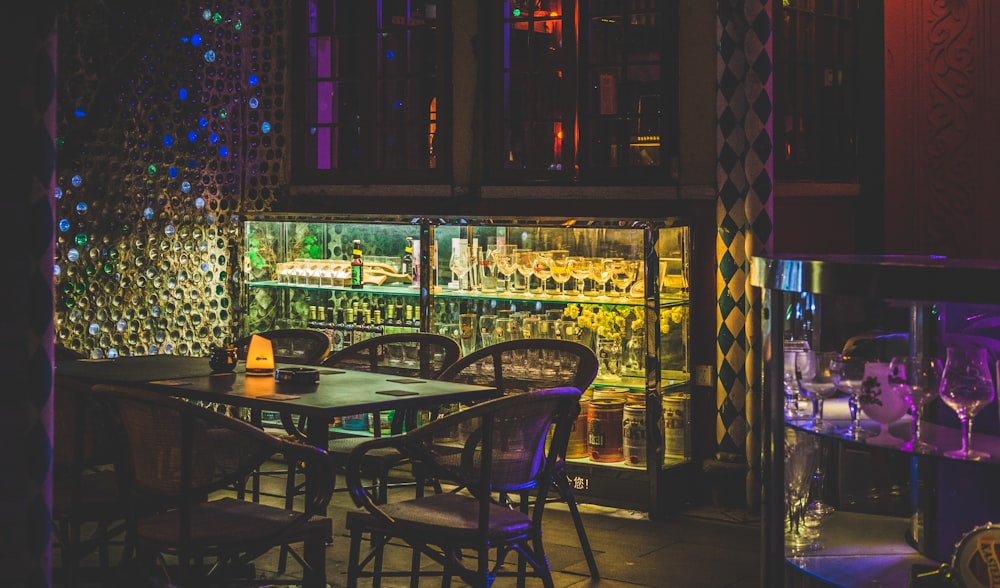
[[549, 249, 572, 297], [568, 256, 592, 297], [831, 353, 868, 441], [532, 250, 554, 297], [491, 244, 518, 292], [448, 238, 472, 292], [797, 351, 839, 432], [859, 362, 908, 447], [514, 248, 535, 293], [610, 259, 637, 300], [940, 346, 995, 461], [889, 354, 942, 453], [589, 258, 613, 300]]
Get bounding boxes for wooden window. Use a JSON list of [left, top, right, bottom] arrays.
[[293, 0, 450, 184], [774, 0, 858, 181], [487, 0, 678, 185]]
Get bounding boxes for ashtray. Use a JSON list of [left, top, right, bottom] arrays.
[[274, 367, 320, 385]]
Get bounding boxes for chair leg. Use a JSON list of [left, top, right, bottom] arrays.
[[302, 533, 327, 588], [554, 474, 600, 579], [346, 526, 363, 588]]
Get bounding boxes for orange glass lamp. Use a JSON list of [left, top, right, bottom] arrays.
[[245, 334, 275, 376]]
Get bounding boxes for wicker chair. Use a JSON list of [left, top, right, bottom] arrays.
[[437, 338, 601, 579], [344, 386, 582, 588], [53, 375, 128, 587], [321, 332, 462, 498], [233, 328, 331, 366], [276, 332, 460, 571], [92, 384, 335, 587]]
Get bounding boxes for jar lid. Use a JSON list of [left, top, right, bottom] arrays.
[[951, 522, 1000, 588]]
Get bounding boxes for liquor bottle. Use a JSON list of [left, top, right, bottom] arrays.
[[404, 304, 416, 331], [343, 307, 356, 347], [307, 304, 319, 329], [401, 237, 414, 277], [354, 309, 368, 342], [332, 308, 346, 351], [320, 305, 335, 347], [351, 239, 364, 289], [373, 309, 385, 337]]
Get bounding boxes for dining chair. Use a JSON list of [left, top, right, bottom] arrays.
[[232, 328, 331, 503], [52, 375, 129, 587], [275, 332, 460, 571], [437, 338, 601, 580], [233, 328, 331, 366], [91, 383, 335, 588], [320, 332, 462, 495], [344, 386, 582, 588]]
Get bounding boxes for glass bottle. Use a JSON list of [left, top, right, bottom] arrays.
[[351, 239, 364, 289], [401, 237, 414, 277]]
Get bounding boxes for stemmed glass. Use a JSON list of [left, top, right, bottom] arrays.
[[514, 248, 535, 293], [610, 259, 637, 300], [889, 354, 942, 453], [549, 250, 572, 297], [797, 351, 839, 432], [589, 258, 613, 300], [831, 354, 868, 441], [940, 346, 995, 461], [448, 239, 473, 292], [532, 250, 554, 297], [859, 362, 908, 447], [491, 244, 518, 293], [568, 256, 592, 297]]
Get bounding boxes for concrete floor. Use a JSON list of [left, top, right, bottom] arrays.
[[57, 468, 762, 587]]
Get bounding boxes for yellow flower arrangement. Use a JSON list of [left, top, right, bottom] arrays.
[[563, 303, 687, 340], [563, 304, 636, 343]]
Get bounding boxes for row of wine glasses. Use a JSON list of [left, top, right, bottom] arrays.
[[486, 244, 640, 299], [791, 346, 997, 461]]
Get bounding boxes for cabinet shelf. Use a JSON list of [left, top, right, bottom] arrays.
[[752, 254, 1000, 587], [243, 213, 695, 516], [247, 280, 422, 297]]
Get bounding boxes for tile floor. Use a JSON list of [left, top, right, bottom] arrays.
[[58, 469, 762, 587]]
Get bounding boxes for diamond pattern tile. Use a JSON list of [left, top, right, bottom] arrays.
[[715, 0, 772, 501]]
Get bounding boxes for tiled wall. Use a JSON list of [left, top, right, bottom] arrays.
[[54, 0, 287, 357]]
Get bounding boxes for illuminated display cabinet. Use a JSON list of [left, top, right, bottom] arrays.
[[243, 214, 694, 513], [753, 255, 1000, 587]]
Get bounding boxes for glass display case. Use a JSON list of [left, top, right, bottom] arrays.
[[242, 213, 693, 514], [752, 255, 1000, 588]]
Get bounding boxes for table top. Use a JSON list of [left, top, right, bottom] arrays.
[[56, 354, 499, 420]]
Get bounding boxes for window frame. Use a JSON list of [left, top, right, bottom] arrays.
[[484, 0, 679, 187], [291, 0, 452, 186]]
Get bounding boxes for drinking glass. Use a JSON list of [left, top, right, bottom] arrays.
[[549, 250, 572, 297], [785, 428, 820, 553], [589, 258, 613, 300], [514, 249, 535, 293], [859, 362, 908, 447], [568, 256, 592, 297], [798, 351, 839, 432], [783, 340, 809, 418], [532, 250, 554, 297], [458, 313, 478, 356], [478, 314, 498, 348], [940, 346, 995, 461], [448, 239, 472, 292], [491, 244, 518, 292], [831, 353, 868, 441], [889, 354, 942, 453], [610, 259, 637, 300]]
